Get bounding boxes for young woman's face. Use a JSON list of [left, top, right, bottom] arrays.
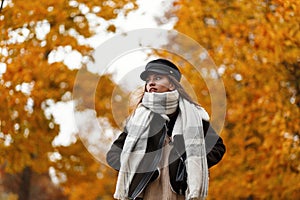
[[145, 73, 175, 93]]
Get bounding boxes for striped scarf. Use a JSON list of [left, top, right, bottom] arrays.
[[142, 90, 179, 117], [114, 90, 209, 200]]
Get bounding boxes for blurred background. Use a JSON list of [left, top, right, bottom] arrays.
[[0, 0, 299, 199]]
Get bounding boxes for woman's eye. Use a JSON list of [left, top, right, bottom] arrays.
[[145, 76, 161, 83]]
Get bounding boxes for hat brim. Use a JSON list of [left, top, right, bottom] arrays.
[[140, 69, 170, 81]]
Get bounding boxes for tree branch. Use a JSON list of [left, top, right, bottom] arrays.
[[0, 0, 4, 12]]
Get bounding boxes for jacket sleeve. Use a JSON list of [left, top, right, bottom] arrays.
[[203, 120, 226, 168], [106, 131, 128, 171]]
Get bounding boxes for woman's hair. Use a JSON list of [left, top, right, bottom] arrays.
[[167, 75, 199, 106], [135, 75, 199, 108]]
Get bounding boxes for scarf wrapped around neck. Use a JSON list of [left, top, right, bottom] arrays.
[[114, 90, 209, 200]]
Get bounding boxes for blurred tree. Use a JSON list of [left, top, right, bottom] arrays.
[[0, 0, 137, 199], [1, 166, 67, 200], [171, 0, 300, 199]]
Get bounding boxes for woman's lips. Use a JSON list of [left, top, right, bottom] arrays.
[[149, 88, 157, 92]]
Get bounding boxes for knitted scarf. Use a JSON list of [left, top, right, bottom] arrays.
[[114, 90, 209, 200]]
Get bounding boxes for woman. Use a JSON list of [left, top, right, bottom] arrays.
[[106, 59, 226, 200]]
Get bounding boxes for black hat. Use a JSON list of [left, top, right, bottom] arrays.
[[140, 59, 181, 81]]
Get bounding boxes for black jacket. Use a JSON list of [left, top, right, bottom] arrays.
[[106, 111, 226, 199]]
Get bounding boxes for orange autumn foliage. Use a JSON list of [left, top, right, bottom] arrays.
[[171, 0, 300, 199], [0, 0, 137, 199]]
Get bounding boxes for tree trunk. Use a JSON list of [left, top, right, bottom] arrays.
[[18, 166, 32, 200]]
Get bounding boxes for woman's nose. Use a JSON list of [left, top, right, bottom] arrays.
[[147, 79, 156, 86], [149, 81, 155, 86]]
